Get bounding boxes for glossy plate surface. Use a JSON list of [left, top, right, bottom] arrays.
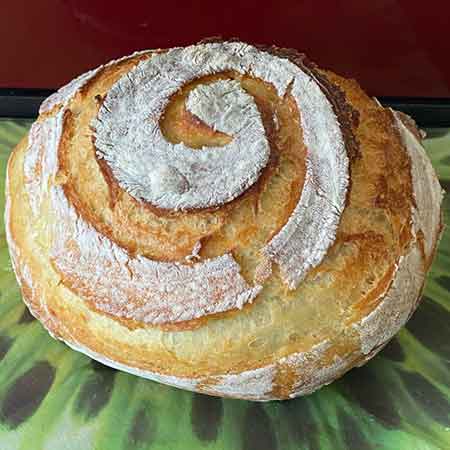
[[0, 120, 449, 449]]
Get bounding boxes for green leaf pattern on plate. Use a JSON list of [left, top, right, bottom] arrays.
[[0, 119, 448, 450]]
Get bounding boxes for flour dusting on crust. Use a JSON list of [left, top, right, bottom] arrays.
[[65, 340, 200, 392], [7, 41, 443, 401], [392, 111, 444, 258], [355, 246, 424, 355], [50, 184, 261, 324], [354, 111, 444, 355], [39, 50, 151, 114], [23, 111, 64, 215], [26, 42, 352, 326], [262, 66, 349, 288], [93, 58, 271, 211], [201, 365, 276, 400], [65, 334, 334, 401], [93, 42, 349, 287], [28, 67, 263, 326]]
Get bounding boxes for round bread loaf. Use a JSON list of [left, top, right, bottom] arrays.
[[5, 39, 443, 400]]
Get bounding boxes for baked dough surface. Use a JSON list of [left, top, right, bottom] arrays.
[[6, 41, 443, 400]]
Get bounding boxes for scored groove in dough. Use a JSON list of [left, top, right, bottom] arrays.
[[92, 52, 272, 211], [23, 112, 262, 324], [6, 40, 443, 400], [93, 41, 349, 288], [50, 185, 262, 324], [392, 111, 444, 259], [22, 42, 352, 327], [353, 111, 444, 355], [95, 76, 270, 211]]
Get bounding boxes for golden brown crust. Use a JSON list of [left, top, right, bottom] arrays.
[[6, 41, 443, 400]]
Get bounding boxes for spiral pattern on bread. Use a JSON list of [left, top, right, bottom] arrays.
[[6, 40, 443, 400]]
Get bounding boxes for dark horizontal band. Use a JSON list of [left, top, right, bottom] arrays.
[[1, 88, 450, 127], [379, 97, 450, 128], [0, 88, 54, 119]]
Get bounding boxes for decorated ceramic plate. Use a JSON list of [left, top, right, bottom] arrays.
[[0, 119, 448, 449]]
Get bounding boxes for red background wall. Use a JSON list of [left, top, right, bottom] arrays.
[[1, 0, 449, 97]]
